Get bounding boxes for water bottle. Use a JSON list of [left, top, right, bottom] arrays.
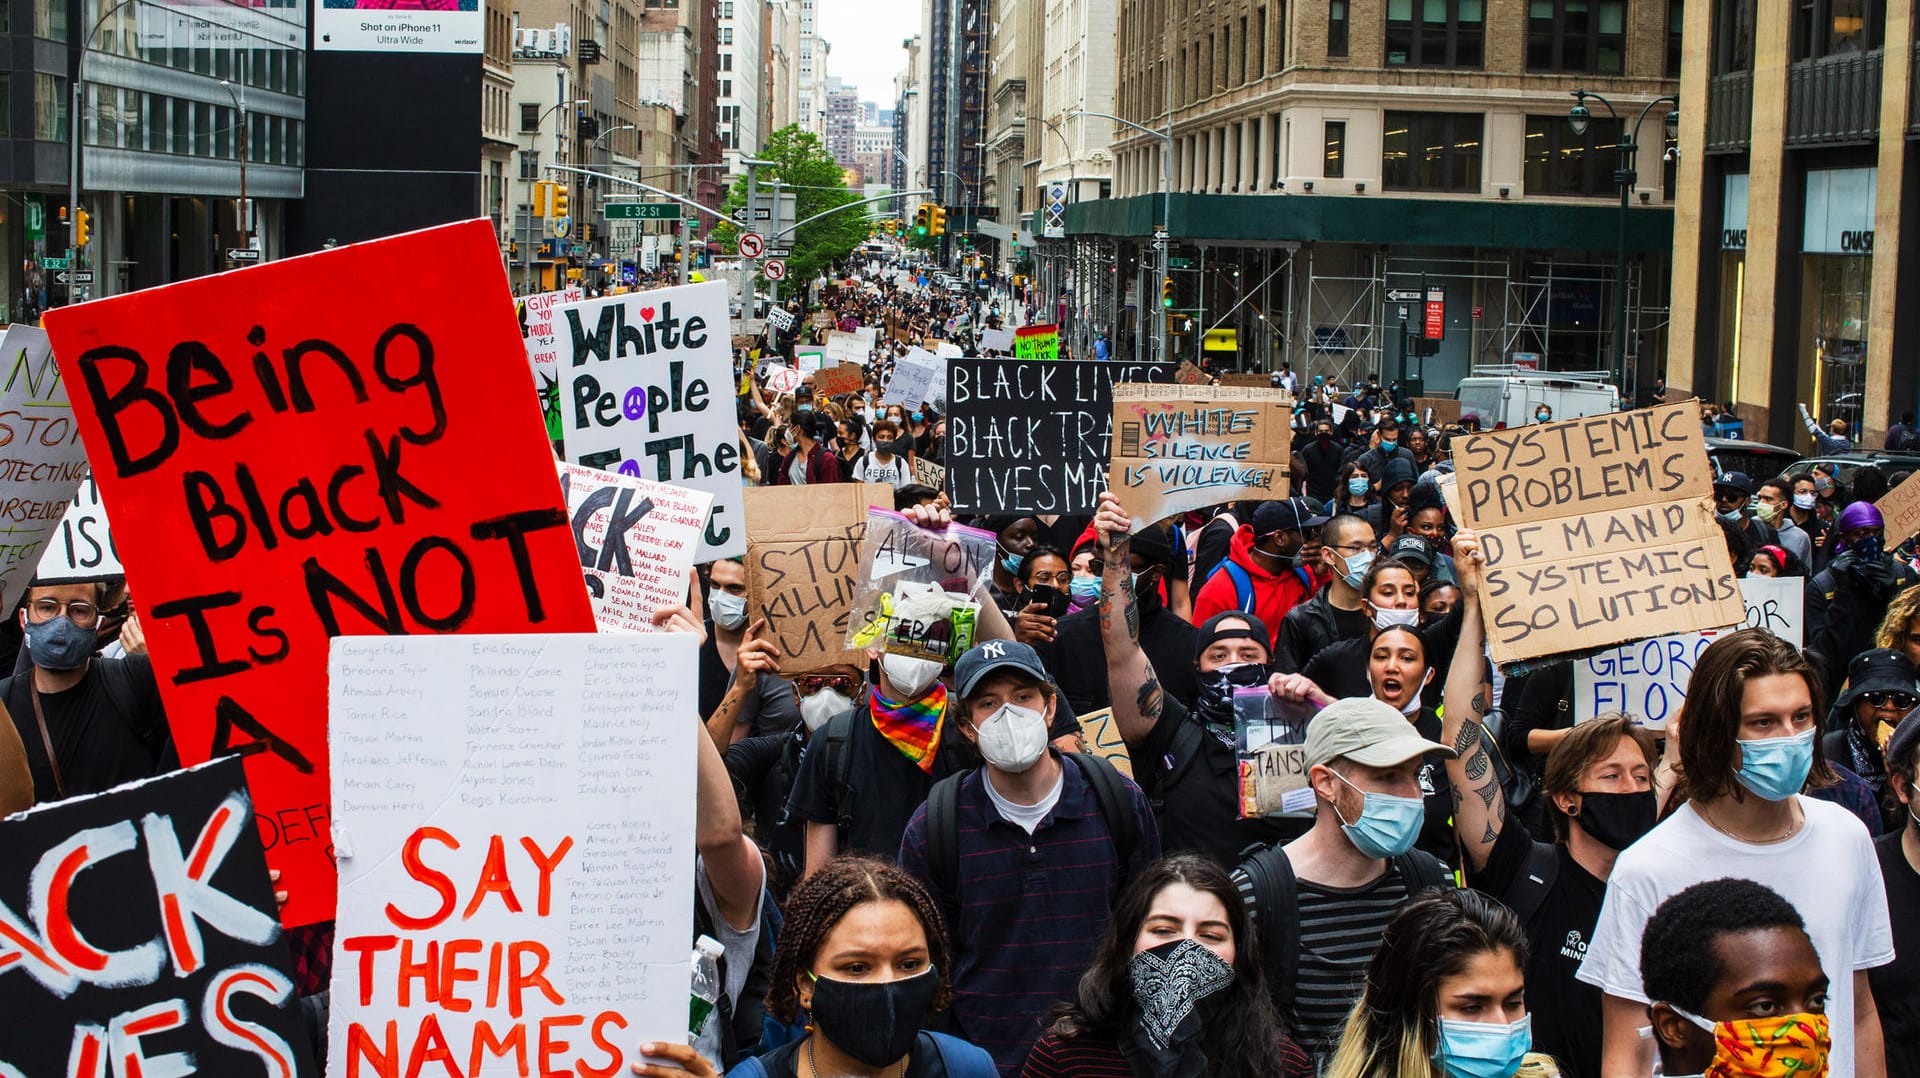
[[688, 935, 725, 1036]]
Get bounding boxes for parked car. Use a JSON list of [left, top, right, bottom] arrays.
[[1705, 438, 1803, 482], [1780, 452, 1920, 486]]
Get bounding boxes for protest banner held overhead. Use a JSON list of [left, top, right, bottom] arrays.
[[978, 327, 1015, 354], [745, 483, 891, 672], [1108, 383, 1293, 532], [522, 285, 584, 443], [557, 462, 712, 634], [0, 756, 315, 1076], [43, 219, 598, 927], [881, 347, 946, 411], [946, 359, 1178, 514], [35, 470, 120, 580], [811, 362, 867, 397], [1450, 401, 1743, 665], [1013, 324, 1060, 360], [558, 278, 746, 560], [0, 323, 90, 610], [327, 634, 698, 1078]]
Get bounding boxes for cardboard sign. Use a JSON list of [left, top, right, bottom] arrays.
[[978, 327, 1015, 353], [43, 219, 598, 927], [327, 634, 697, 1078], [1175, 361, 1208, 385], [0, 324, 90, 608], [36, 470, 121, 580], [913, 456, 945, 490], [946, 359, 1178, 514], [881, 347, 945, 410], [523, 286, 584, 443], [1109, 384, 1292, 532], [1414, 396, 1463, 426], [1877, 468, 1920, 544], [558, 462, 711, 633], [1218, 372, 1273, 388], [811, 363, 867, 398], [745, 483, 891, 672], [1574, 575, 1805, 729], [810, 312, 833, 329], [1452, 401, 1742, 665], [0, 757, 314, 1076], [821, 333, 866, 365], [558, 279, 746, 560], [1076, 708, 1133, 777]]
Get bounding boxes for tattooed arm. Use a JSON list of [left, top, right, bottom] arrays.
[[1094, 493, 1164, 747], [1440, 529, 1505, 872]]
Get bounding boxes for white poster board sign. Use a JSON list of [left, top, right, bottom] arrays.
[[0, 325, 89, 606], [765, 364, 805, 394], [523, 285, 585, 387], [558, 462, 712, 633], [882, 348, 944, 408], [1574, 575, 1804, 728], [559, 280, 745, 559], [978, 328, 1015, 353], [822, 333, 866, 365], [35, 471, 119, 580], [327, 633, 698, 1077]]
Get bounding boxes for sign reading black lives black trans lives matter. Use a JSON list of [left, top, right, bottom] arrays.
[[945, 359, 1177, 514], [1452, 400, 1743, 665]]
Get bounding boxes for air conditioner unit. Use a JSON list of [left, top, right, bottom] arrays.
[[515, 28, 541, 51], [554, 24, 572, 55]]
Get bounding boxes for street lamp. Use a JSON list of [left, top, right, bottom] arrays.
[[1073, 108, 1172, 363], [219, 79, 248, 254], [1568, 89, 1679, 394], [521, 96, 589, 292]]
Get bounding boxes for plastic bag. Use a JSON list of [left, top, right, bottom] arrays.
[[1235, 690, 1322, 819], [847, 509, 997, 666]]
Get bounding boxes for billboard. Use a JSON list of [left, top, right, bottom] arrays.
[[314, 0, 483, 52]]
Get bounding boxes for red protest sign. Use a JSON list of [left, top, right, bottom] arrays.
[[42, 219, 596, 927]]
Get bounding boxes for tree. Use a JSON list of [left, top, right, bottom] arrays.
[[715, 126, 867, 288]]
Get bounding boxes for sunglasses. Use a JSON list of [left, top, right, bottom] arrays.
[[1860, 690, 1917, 710], [798, 675, 860, 697]]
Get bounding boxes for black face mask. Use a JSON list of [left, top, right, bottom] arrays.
[[807, 967, 940, 1068], [1120, 938, 1236, 1078], [1570, 789, 1658, 851], [1193, 661, 1266, 744]]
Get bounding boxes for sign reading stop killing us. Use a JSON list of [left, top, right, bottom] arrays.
[[1452, 401, 1743, 665], [41, 219, 599, 927], [558, 279, 745, 560]]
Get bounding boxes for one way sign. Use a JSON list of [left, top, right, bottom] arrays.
[[54, 270, 93, 285]]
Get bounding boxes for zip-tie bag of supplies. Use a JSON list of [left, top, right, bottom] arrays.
[[847, 509, 997, 666], [1235, 689, 1322, 819]]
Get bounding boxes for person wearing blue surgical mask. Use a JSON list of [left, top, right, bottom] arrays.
[[699, 558, 799, 745], [986, 515, 1042, 615], [1579, 629, 1895, 1078], [1322, 889, 1551, 1078]]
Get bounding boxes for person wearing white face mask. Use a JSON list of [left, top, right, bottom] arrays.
[[700, 559, 800, 747], [899, 639, 1161, 1074]]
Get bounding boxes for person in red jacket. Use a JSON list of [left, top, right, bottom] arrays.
[[1191, 498, 1327, 651]]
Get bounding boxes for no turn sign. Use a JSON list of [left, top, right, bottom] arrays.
[[764, 259, 787, 281], [738, 232, 766, 258]]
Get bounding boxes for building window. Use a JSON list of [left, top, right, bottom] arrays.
[[0, 76, 10, 139], [34, 73, 65, 140], [1254, 8, 1266, 77], [521, 102, 540, 131], [1324, 120, 1345, 178], [1667, 0, 1683, 77], [520, 150, 540, 179], [1382, 111, 1483, 192], [719, 26, 731, 45], [1793, 0, 1882, 60], [1715, 0, 1756, 72], [1328, 0, 1349, 57], [1386, 0, 1483, 68], [33, 0, 65, 41], [1527, 0, 1625, 73], [1523, 114, 1622, 196]]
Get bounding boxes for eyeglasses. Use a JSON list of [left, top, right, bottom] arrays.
[[28, 598, 98, 627], [1860, 690, 1917, 710], [797, 675, 860, 697], [1327, 542, 1378, 556]]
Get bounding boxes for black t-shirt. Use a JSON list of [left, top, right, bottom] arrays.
[[1409, 709, 1462, 868], [1134, 695, 1299, 864], [1871, 830, 1920, 1078], [1302, 637, 1373, 700], [1466, 821, 1606, 1078], [726, 730, 806, 897], [784, 702, 974, 860], [4, 654, 172, 803], [1050, 606, 1198, 719]]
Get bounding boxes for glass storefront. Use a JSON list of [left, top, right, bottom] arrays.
[[1717, 173, 1748, 408], [1797, 167, 1875, 438]]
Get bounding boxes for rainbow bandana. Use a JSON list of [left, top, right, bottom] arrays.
[[870, 683, 948, 772]]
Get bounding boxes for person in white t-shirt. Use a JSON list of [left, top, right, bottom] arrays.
[[857, 418, 912, 490], [1577, 628, 1893, 1078]]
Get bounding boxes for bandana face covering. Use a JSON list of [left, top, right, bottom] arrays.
[[1120, 939, 1236, 1078]]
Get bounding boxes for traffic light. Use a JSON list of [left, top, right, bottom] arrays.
[[533, 181, 554, 218], [552, 185, 570, 224], [914, 206, 930, 236], [74, 208, 91, 248], [929, 206, 948, 238], [1161, 277, 1175, 308]]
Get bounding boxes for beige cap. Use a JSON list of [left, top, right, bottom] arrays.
[[1304, 697, 1456, 769]]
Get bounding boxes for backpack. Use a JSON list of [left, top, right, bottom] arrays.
[[726, 1032, 996, 1078], [817, 709, 860, 833], [1236, 844, 1451, 1018], [693, 886, 783, 1069], [1500, 839, 1562, 927], [922, 753, 1141, 926]]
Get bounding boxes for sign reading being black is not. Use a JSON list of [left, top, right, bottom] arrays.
[[945, 358, 1177, 514], [0, 756, 315, 1077]]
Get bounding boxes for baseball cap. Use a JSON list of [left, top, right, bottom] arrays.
[[1303, 697, 1455, 769], [1713, 471, 1754, 496], [1253, 497, 1330, 537], [954, 639, 1054, 698], [1387, 534, 1435, 568]]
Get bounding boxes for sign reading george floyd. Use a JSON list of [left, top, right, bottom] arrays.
[[42, 219, 598, 927], [945, 359, 1178, 514], [1452, 401, 1743, 664], [0, 756, 315, 1077], [559, 279, 745, 561], [1109, 383, 1292, 532]]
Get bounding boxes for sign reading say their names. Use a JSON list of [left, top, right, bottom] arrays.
[[558, 278, 745, 560], [1452, 401, 1742, 664], [327, 634, 697, 1078], [1109, 383, 1292, 532], [0, 323, 90, 609], [946, 359, 1178, 514], [36, 470, 121, 580], [42, 219, 598, 927], [0, 757, 315, 1076], [558, 462, 712, 634], [745, 483, 891, 672]]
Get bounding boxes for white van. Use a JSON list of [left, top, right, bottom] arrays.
[[1454, 367, 1621, 429]]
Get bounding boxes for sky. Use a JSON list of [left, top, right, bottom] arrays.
[[816, 0, 919, 108]]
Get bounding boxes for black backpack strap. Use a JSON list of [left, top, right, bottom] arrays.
[[821, 710, 857, 832], [1391, 848, 1454, 896], [1145, 715, 1208, 816], [1236, 844, 1299, 1018], [1065, 752, 1139, 887], [924, 769, 969, 929], [1501, 840, 1562, 927]]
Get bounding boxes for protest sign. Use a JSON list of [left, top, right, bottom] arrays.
[[43, 219, 598, 927], [558, 278, 746, 560], [0, 756, 314, 1076], [1878, 469, 1920, 544], [0, 324, 90, 608], [557, 462, 711, 633], [522, 286, 584, 443], [810, 312, 833, 329], [946, 359, 1178, 514], [1077, 708, 1133, 777], [882, 347, 945, 410], [933, 341, 964, 360], [765, 364, 805, 395], [796, 351, 826, 374], [850, 326, 879, 350], [1414, 396, 1463, 426], [1109, 383, 1292, 532], [327, 633, 696, 1078], [1218, 372, 1274, 388], [745, 483, 891, 672], [812, 362, 867, 397], [1452, 401, 1742, 665], [978, 327, 1015, 353], [1013, 324, 1060, 359], [913, 456, 945, 490], [822, 333, 866, 365], [1175, 361, 1208, 385], [766, 306, 796, 333], [36, 470, 121, 580], [1574, 575, 1804, 728]]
